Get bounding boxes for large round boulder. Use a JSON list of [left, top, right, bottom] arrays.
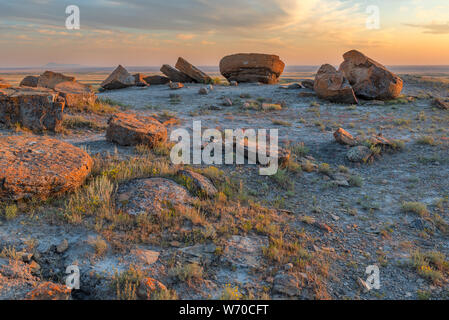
[[219, 53, 285, 84], [314, 64, 358, 104], [116, 178, 194, 216], [0, 136, 93, 200], [106, 113, 167, 147], [339, 50, 403, 100]]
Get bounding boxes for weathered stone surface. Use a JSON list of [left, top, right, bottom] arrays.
[[433, 98, 449, 110], [0, 136, 93, 201], [116, 178, 194, 216], [0, 87, 65, 132], [334, 128, 357, 146], [0, 78, 11, 88], [314, 64, 358, 104], [273, 272, 305, 297], [221, 235, 268, 268], [339, 50, 403, 100], [143, 75, 170, 85], [101, 65, 135, 90], [19, 76, 39, 87], [219, 53, 285, 84], [106, 112, 167, 147], [160, 64, 195, 83], [37, 71, 75, 89], [175, 57, 212, 83], [346, 145, 372, 163], [132, 248, 160, 265], [54, 81, 96, 107], [133, 73, 149, 87], [177, 243, 217, 265], [25, 282, 71, 300], [177, 169, 218, 198]]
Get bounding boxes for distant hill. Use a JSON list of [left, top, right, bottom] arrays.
[[43, 63, 84, 69]]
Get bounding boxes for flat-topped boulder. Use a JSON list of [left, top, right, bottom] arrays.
[[0, 78, 11, 88], [101, 65, 135, 90], [116, 178, 194, 216], [143, 75, 170, 85], [175, 57, 212, 83], [219, 53, 285, 84], [314, 64, 358, 104], [19, 75, 39, 87], [0, 135, 93, 201], [54, 81, 96, 107], [0, 87, 65, 132], [160, 64, 195, 83], [106, 112, 167, 147], [339, 50, 403, 100], [37, 71, 76, 89]]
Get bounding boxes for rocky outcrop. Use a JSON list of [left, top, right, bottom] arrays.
[[133, 73, 149, 87], [116, 178, 194, 216], [54, 81, 96, 107], [177, 169, 218, 198], [101, 65, 135, 90], [106, 112, 167, 147], [160, 64, 195, 83], [314, 64, 358, 104], [19, 76, 39, 87], [219, 53, 285, 84], [175, 57, 211, 83], [0, 135, 93, 201], [339, 50, 403, 100], [0, 78, 11, 88], [143, 75, 170, 85], [0, 87, 65, 132], [37, 71, 75, 89]]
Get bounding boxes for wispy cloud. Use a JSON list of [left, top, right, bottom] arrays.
[[404, 22, 449, 34]]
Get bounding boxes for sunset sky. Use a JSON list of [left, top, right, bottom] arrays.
[[1, 0, 448, 67]]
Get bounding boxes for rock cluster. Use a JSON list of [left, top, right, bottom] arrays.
[[220, 53, 285, 84], [314, 50, 403, 103], [18, 71, 96, 108], [0, 135, 93, 200]]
